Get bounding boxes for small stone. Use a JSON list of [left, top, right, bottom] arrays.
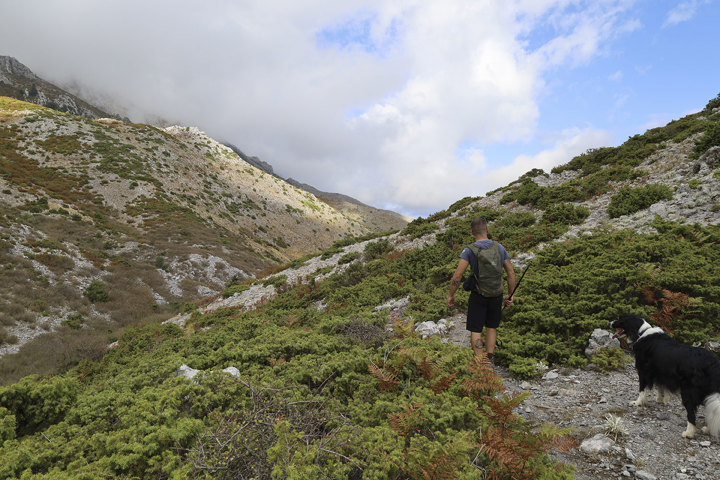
[[543, 371, 560, 380], [625, 448, 635, 461], [222, 366, 240, 377], [620, 471, 631, 478], [520, 381, 532, 390], [699, 440, 711, 447]]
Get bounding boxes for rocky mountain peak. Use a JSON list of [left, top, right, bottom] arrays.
[[0, 55, 37, 79]]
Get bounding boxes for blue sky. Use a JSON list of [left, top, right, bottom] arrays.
[[1, 0, 718, 217]]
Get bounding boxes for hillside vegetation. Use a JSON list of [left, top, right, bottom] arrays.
[[0, 96, 403, 381], [0, 94, 719, 478]]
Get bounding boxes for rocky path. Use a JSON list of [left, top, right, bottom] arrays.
[[444, 319, 720, 480]]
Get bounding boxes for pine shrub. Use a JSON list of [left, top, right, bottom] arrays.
[[607, 184, 673, 218]]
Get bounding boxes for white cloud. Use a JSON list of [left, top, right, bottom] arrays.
[[0, 0, 641, 216], [663, 1, 701, 27], [469, 128, 613, 197]]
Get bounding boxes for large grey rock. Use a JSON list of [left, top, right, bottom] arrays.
[[585, 328, 621, 359], [698, 146, 720, 167], [580, 433, 615, 454], [177, 364, 200, 380], [222, 367, 241, 377], [415, 319, 449, 339]]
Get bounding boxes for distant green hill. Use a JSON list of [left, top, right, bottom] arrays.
[[0, 93, 719, 479]]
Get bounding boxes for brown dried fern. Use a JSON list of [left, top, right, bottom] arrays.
[[461, 353, 504, 400], [641, 285, 698, 334], [417, 355, 439, 381], [430, 373, 458, 394], [368, 363, 399, 392], [388, 403, 425, 436]]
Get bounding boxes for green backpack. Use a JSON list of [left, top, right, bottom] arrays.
[[463, 242, 504, 297]]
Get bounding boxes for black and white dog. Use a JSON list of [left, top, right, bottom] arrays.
[[610, 314, 720, 439]]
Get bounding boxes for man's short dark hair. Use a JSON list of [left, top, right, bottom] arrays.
[[471, 217, 488, 235]]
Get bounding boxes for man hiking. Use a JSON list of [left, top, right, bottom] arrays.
[[447, 217, 515, 363]]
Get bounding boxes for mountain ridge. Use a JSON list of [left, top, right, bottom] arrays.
[[0, 95, 405, 368]]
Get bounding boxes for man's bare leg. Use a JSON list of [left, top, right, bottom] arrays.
[[485, 328, 497, 355], [470, 331, 484, 357]]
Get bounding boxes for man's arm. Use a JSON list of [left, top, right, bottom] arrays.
[[448, 259, 470, 306], [503, 258, 516, 307]]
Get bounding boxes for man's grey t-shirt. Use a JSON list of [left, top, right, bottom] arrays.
[[460, 240, 509, 264]]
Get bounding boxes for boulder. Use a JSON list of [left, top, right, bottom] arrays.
[[223, 367, 241, 377], [415, 320, 448, 339], [580, 433, 615, 455], [177, 364, 200, 380], [585, 328, 621, 359], [698, 145, 720, 167]]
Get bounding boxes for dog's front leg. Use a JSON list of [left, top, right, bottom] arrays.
[[656, 386, 668, 405], [630, 389, 648, 407]]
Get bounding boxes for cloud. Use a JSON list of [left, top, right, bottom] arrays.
[[471, 127, 613, 196], [0, 0, 640, 216], [663, 1, 701, 27]]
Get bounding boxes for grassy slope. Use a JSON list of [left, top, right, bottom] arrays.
[[1, 96, 720, 478], [0, 96, 391, 383]]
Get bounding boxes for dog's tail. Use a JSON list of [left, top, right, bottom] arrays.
[[705, 393, 720, 437]]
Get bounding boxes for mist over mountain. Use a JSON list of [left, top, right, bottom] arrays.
[[0, 55, 114, 119]]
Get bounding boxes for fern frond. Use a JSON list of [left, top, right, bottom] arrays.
[[462, 354, 504, 399], [368, 363, 398, 392], [430, 373, 457, 394], [418, 355, 439, 381], [388, 402, 425, 436]]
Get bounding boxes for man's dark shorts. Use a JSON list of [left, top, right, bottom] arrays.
[[466, 292, 502, 332]]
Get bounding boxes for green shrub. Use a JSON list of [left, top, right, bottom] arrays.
[[705, 91, 720, 111], [401, 217, 439, 238], [691, 122, 720, 159], [0, 407, 15, 442], [83, 281, 109, 303], [500, 180, 542, 206], [61, 314, 84, 330], [591, 347, 629, 372], [508, 356, 542, 379], [320, 246, 343, 260], [24, 197, 49, 213], [223, 283, 250, 298], [364, 239, 394, 261], [261, 274, 287, 288], [338, 251, 361, 264], [607, 184, 673, 218], [541, 203, 590, 225]]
